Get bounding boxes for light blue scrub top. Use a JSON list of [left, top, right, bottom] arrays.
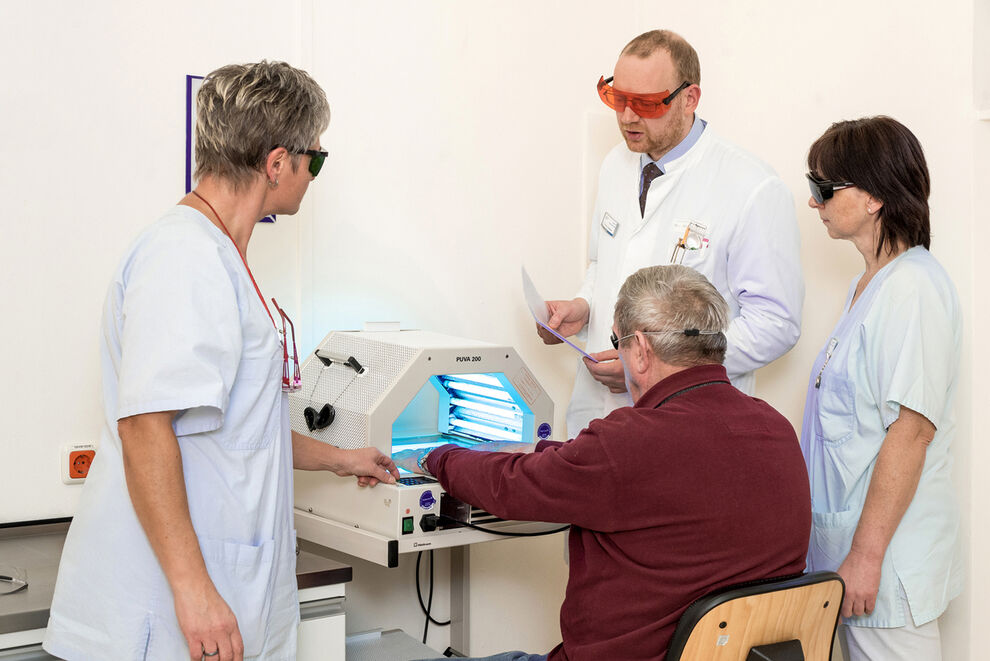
[[44, 206, 299, 660], [800, 246, 963, 628]]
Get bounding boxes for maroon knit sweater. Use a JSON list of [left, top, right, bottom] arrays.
[[427, 364, 811, 661]]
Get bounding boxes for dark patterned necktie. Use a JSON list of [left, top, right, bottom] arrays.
[[639, 162, 663, 217]]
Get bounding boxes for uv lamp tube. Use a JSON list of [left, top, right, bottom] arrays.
[[452, 392, 523, 414], [450, 397, 523, 419], [390, 439, 476, 452], [451, 408, 523, 432], [441, 380, 514, 402], [451, 407, 522, 430], [444, 373, 504, 388], [448, 418, 522, 442]]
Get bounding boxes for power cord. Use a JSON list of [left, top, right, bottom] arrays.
[[416, 549, 450, 646], [415, 518, 568, 645], [439, 514, 570, 537]]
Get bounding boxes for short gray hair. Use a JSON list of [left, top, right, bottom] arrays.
[[194, 60, 331, 189], [614, 265, 729, 366]]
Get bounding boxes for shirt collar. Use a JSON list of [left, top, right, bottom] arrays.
[[640, 115, 707, 175], [634, 363, 730, 410]]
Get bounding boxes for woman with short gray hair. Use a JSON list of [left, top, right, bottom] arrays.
[[44, 61, 398, 661]]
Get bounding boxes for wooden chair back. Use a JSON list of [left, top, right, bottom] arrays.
[[666, 571, 844, 661]]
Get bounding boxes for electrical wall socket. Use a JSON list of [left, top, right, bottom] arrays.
[[61, 443, 97, 485]]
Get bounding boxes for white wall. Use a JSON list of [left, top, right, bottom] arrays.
[[0, 0, 306, 523], [0, 0, 984, 658], [968, 84, 990, 661]]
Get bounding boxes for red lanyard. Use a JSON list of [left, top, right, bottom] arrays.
[[191, 191, 277, 332]]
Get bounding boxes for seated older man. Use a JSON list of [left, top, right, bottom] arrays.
[[396, 265, 811, 661]]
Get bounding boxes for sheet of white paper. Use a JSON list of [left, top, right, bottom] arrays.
[[521, 266, 599, 363]]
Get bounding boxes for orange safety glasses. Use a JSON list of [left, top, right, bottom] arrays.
[[597, 76, 691, 119]]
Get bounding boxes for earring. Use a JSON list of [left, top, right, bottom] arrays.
[[268, 178, 279, 188], [867, 206, 874, 213]]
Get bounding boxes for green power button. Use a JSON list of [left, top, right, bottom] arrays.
[[402, 516, 414, 534]]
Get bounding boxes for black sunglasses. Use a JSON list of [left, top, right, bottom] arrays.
[[294, 148, 328, 177], [806, 172, 855, 205], [304, 403, 335, 431], [273, 145, 328, 178]]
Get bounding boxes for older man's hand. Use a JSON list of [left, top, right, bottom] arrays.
[[393, 448, 429, 475], [584, 350, 627, 393], [470, 441, 536, 454], [393, 442, 536, 476]]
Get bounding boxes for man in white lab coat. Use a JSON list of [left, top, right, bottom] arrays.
[[540, 29, 803, 437]]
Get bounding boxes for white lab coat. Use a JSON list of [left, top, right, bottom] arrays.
[[569, 127, 803, 436], [44, 206, 299, 660], [801, 246, 963, 627]]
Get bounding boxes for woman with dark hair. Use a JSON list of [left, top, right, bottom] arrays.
[[801, 116, 961, 660]]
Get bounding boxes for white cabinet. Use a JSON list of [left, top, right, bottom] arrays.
[[0, 585, 347, 660], [0, 529, 350, 659], [298, 583, 347, 661]]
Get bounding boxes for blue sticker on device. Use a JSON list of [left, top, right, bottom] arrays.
[[419, 490, 436, 510], [537, 423, 552, 439]]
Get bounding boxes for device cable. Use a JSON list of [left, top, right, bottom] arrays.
[[438, 514, 570, 537], [416, 549, 451, 647], [423, 549, 434, 644]]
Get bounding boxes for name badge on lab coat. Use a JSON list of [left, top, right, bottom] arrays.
[[601, 212, 619, 237]]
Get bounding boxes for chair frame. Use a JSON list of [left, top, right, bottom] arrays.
[[666, 571, 844, 661]]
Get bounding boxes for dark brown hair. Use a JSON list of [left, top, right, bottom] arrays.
[[808, 116, 930, 256]]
